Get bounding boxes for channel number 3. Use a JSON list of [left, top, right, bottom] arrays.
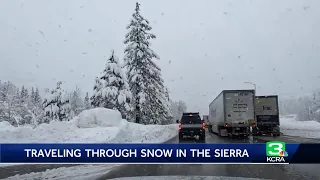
[[266, 141, 285, 156]]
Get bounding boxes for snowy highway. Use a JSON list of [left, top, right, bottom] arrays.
[[97, 132, 320, 180]]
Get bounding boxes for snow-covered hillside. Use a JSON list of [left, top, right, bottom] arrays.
[[280, 114, 320, 138]]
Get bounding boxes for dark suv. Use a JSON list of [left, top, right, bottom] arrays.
[[177, 112, 206, 142]]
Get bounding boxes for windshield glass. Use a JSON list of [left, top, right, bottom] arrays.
[[0, 0, 320, 180]]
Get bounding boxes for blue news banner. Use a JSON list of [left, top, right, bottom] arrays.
[[0, 143, 319, 164]]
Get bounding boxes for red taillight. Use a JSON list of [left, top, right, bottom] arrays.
[[225, 123, 230, 127], [178, 123, 182, 130], [202, 122, 206, 130]]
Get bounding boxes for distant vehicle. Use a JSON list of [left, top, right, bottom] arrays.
[[203, 115, 209, 127], [208, 90, 255, 137], [178, 112, 206, 142], [254, 95, 280, 136]]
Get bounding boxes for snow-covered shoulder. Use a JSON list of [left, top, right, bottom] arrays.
[[0, 108, 178, 143], [280, 114, 320, 138], [2, 165, 122, 180]]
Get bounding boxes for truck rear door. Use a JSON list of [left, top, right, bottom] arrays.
[[255, 96, 279, 125], [225, 91, 254, 126]]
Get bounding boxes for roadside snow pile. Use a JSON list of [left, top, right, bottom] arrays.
[[0, 108, 177, 169], [0, 108, 178, 143], [3, 165, 122, 180], [76, 108, 123, 128], [280, 114, 320, 138]]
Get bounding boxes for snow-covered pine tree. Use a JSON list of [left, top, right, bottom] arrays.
[[178, 100, 187, 114], [20, 85, 29, 104], [84, 92, 91, 109], [34, 87, 41, 105], [27, 86, 43, 127], [123, 2, 170, 124], [31, 87, 35, 104], [70, 86, 84, 115], [43, 81, 73, 121], [91, 50, 132, 119], [163, 88, 173, 124], [91, 77, 104, 107], [15, 88, 20, 104], [0, 81, 21, 126]]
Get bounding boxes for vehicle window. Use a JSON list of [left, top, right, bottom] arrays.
[[181, 116, 202, 124]]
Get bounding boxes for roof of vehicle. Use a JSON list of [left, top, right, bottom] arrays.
[[182, 112, 200, 116], [209, 89, 255, 106], [255, 95, 278, 98]]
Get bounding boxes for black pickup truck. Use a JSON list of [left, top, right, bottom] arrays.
[[177, 112, 206, 142]]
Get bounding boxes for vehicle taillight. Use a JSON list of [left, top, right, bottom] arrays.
[[202, 122, 206, 130], [225, 123, 230, 127], [178, 123, 181, 130]]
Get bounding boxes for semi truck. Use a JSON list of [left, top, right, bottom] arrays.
[[254, 95, 280, 136], [208, 90, 255, 137]]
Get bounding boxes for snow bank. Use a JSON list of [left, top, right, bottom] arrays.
[[0, 108, 178, 169], [76, 108, 122, 128], [0, 108, 178, 143], [280, 114, 320, 138], [3, 165, 122, 180]]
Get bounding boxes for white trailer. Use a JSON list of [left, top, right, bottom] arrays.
[[208, 90, 255, 137]]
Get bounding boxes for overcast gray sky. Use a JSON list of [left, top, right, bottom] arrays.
[[1, 0, 319, 114]]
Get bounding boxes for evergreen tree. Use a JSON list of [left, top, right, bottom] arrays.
[[43, 81, 73, 121], [84, 92, 91, 109], [27, 87, 43, 126], [163, 88, 173, 124], [70, 86, 83, 115], [34, 87, 41, 105], [178, 100, 187, 114], [91, 77, 103, 107], [91, 50, 132, 118], [20, 86, 29, 103], [31, 87, 35, 104], [123, 2, 170, 124], [15, 88, 20, 104], [0, 81, 21, 126]]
